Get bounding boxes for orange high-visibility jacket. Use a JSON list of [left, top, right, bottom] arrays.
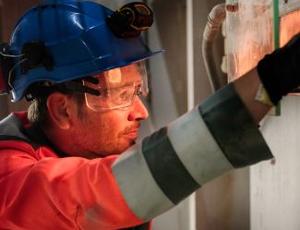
[[0, 112, 150, 229], [0, 84, 273, 229]]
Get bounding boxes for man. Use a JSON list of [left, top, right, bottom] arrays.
[[0, 0, 299, 229]]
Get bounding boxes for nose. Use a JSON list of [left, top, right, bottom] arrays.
[[127, 96, 149, 121]]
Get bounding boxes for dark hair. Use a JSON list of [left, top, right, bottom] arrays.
[[27, 96, 49, 126]]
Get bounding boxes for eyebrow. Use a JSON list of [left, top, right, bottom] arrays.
[[111, 81, 142, 88]]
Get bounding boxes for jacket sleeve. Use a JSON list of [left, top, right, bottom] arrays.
[[0, 83, 273, 229], [111, 83, 273, 222]]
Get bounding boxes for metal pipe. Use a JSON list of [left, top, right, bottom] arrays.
[[186, 0, 196, 229], [187, 0, 195, 110], [202, 3, 226, 92]]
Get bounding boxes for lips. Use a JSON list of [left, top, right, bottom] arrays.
[[124, 128, 139, 140], [124, 129, 139, 139], [121, 124, 140, 140]]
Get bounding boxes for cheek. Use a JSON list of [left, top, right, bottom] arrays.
[[74, 107, 133, 155], [83, 110, 129, 141]]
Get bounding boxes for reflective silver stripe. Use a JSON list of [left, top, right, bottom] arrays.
[[112, 145, 174, 221], [168, 107, 233, 185]]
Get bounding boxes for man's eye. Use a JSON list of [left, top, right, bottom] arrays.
[[136, 86, 143, 96], [98, 89, 109, 97], [118, 90, 132, 100]]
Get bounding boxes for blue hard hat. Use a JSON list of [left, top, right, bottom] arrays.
[[8, 0, 162, 101]]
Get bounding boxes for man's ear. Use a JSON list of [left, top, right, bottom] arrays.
[[46, 92, 73, 129]]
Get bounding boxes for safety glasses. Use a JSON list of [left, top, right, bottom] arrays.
[[83, 62, 148, 111]]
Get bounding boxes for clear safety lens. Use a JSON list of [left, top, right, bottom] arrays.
[[83, 61, 148, 111]]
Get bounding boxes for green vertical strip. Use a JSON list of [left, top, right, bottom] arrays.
[[273, 0, 280, 50], [273, 0, 281, 115]]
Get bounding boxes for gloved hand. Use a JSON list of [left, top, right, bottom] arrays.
[[257, 33, 300, 105]]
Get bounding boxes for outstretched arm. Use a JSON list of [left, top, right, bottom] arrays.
[[113, 32, 300, 223], [112, 66, 274, 224]]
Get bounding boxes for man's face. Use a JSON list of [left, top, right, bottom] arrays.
[[70, 63, 149, 158]]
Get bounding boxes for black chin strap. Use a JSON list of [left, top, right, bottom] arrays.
[[25, 77, 100, 101]]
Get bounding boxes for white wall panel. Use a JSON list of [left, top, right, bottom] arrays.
[[251, 97, 300, 230]]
